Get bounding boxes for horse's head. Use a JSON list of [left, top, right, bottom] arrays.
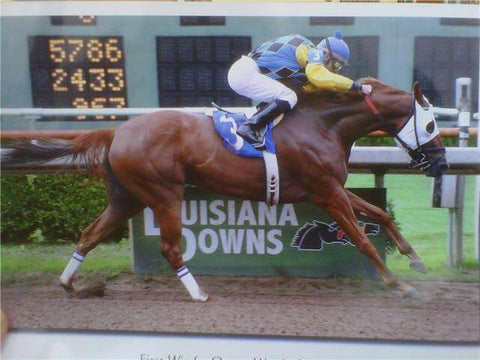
[[364, 79, 449, 178], [395, 83, 449, 177]]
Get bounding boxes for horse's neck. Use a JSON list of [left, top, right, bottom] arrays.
[[293, 91, 410, 151], [294, 99, 382, 150], [335, 111, 384, 148]]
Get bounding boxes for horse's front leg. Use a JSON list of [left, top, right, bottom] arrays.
[[311, 183, 420, 298], [345, 189, 426, 274]]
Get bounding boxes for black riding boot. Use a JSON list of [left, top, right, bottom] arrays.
[[237, 99, 291, 149]]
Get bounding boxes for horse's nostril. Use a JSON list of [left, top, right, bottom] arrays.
[[439, 163, 449, 173], [427, 160, 449, 177]]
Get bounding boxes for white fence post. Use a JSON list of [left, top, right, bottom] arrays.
[[453, 78, 471, 267], [475, 73, 480, 261]]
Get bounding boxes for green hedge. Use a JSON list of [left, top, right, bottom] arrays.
[[1, 175, 127, 244], [356, 137, 396, 146]]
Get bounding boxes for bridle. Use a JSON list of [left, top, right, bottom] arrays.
[[362, 94, 445, 171]]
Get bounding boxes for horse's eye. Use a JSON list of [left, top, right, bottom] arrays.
[[426, 121, 435, 134]]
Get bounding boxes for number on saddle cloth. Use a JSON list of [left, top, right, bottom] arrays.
[[212, 109, 276, 157]]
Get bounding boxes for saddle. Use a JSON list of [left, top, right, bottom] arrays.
[[210, 103, 282, 206], [210, 103, 277, 158]]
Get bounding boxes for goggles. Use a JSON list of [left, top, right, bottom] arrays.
[[325, 38, 346, 72], [332, 60, 344, 72]]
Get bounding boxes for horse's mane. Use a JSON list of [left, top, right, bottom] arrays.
[[291, 77, 407, 105]]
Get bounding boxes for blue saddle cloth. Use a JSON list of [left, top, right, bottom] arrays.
[[212, 110, 276, 158]]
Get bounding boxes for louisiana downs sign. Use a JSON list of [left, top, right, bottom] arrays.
[[130, 187, 388, 279]]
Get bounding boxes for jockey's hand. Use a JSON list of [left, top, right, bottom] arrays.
[[350, 81, 372, 95], [361, 84, 372, 95]]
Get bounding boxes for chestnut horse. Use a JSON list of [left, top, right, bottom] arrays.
[[3, 78, 448, 301]]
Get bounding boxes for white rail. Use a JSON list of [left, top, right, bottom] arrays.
[[1, 107, 478, 119], [0, 107, 251, 117]]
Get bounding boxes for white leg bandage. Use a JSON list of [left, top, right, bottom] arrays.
[[60, 252, 84, 285], [177, 266, 208, 302]]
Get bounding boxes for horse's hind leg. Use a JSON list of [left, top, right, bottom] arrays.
[[152, 199, 208, 302], [346, 190, 426, 274], [60, 203, 141, 293], [114, 173, 208, 301], [60, 160, 144, 295], [313, 184, 420, 298]]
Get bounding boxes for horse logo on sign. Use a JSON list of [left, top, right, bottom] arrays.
[[291, 220, 380, 251]]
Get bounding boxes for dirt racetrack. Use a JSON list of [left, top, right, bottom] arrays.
[[1, 274, 479, 342]]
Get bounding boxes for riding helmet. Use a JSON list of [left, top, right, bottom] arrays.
[[317, 30, 350, 65]]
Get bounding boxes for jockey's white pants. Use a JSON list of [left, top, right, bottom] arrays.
[[227, 55, 298, 109]]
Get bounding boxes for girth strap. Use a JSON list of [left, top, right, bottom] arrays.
[[262, 151, 280, 206]]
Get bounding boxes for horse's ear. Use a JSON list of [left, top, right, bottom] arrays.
[[413, 82, 427, 107]]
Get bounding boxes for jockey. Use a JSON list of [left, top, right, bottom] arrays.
[[228, 30, 373, 149]]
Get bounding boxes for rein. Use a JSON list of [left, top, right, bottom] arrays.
[[362, 94, 439, 170], [362, 94, 412, 151]]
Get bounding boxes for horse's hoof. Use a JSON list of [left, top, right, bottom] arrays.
[[60, 283, 79, 298], [403, 287, 421, 299], [410, 261, 426, 274], [192, 291, 209, 302]]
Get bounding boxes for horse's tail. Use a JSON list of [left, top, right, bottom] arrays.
[[2, 129, 115, 177]]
